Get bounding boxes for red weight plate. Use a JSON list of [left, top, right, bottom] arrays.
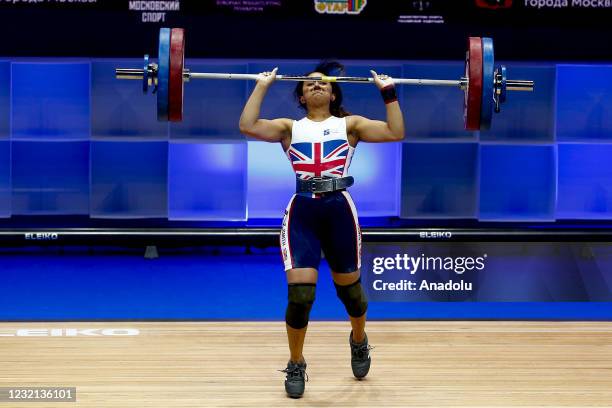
[[169, 28, 185, 122], [464, 37, 483, 131]]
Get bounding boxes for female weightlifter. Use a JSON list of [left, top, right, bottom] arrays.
[[239, 61, 405, 398]]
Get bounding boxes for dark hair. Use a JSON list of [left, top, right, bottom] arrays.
[[293, 61, 351, 118]]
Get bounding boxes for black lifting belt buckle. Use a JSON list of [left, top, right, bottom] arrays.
[[296, 176, 354, 194]]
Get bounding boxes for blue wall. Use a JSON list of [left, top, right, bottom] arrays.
[[0, 59, 611, 222], [2, 250, 611, 321]]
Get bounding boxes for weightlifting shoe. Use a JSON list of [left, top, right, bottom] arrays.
[[280, 360, 307, 398], [350, 331, 373, 379]]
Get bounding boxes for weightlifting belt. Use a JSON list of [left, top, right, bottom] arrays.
[[296, 176, 354, 194]]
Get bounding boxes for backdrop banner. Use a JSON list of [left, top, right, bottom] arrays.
[[0, 1, 610, 60]]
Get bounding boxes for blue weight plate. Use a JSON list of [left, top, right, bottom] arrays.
[[143, 54, 149, 94], [157, 28, 171, 121], [480, 37, 494, 130]]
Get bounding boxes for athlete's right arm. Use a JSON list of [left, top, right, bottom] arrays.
[[239, 67, 292, 143]]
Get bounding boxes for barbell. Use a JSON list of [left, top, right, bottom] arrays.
[[115, 27, 534, 130]]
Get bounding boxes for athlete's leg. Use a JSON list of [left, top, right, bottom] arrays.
[[332, 269, 366, 343], [285, 267, 318, 363], [321, 191, 371, 378], [321, 191, 366, 341], [279, 194, 321, 396]]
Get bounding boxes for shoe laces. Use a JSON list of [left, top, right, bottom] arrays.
[[279, 363, 308, 382], [352, 341, 374, 359]]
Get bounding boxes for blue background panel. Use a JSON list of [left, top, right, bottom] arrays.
[[479, 145, 556, 221], [11, 141, 89, 215], [247, 61, 315, 120], [342, 63, 402, 122], [401, 143, 478, 218], [91, 60, 168, 140], [168, 141, 247, 221], [170, 62, 248, 141], [90, 141, 168, 218], [401, 62, 475, 141], [0, 61, 9, 139], [247, 141, 294, 219], [556, 64, 612, 142], [480, 64, 556, 142], [350, 141, 401, 217], [0, 140, 9, 217], [557, 144, 612, 219], [247, 140, 401, 219], [12, 63, 90, 141]]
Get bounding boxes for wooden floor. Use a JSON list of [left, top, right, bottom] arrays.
[[1, 321, 612, 407]]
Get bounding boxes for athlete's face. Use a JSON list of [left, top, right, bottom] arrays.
[[301, 72, 335, 106]]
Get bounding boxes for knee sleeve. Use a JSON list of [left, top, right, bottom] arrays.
[[285, 283, 316, 329], [335, 278, 368, 318]]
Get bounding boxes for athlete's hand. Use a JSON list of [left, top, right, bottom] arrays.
[[257, 67, 278, 88], [370, 70, 394, 90]]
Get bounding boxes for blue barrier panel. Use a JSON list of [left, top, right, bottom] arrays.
[[557, 143, 612, 219], [12, 63, 90, 141], [556, 64, 612, 142], [479, 144, 556, 221], [11, 141, 89, 215], [401, 143, 478, 218], [90, 141, 168, 218], [168, 141, 247, 221], [91, 60, 169, 140]]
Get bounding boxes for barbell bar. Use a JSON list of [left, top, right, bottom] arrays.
[[115, 27, 534, 130], [117, 69, 532, 90]]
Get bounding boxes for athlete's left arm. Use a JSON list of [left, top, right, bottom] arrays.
[[348, 71, 405, 143]]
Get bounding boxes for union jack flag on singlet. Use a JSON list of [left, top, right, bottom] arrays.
[[287, 139, 350, 180], [286, 116, 355, 181]]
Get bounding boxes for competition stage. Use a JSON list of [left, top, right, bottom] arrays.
[[1, 227, 612, 407]]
